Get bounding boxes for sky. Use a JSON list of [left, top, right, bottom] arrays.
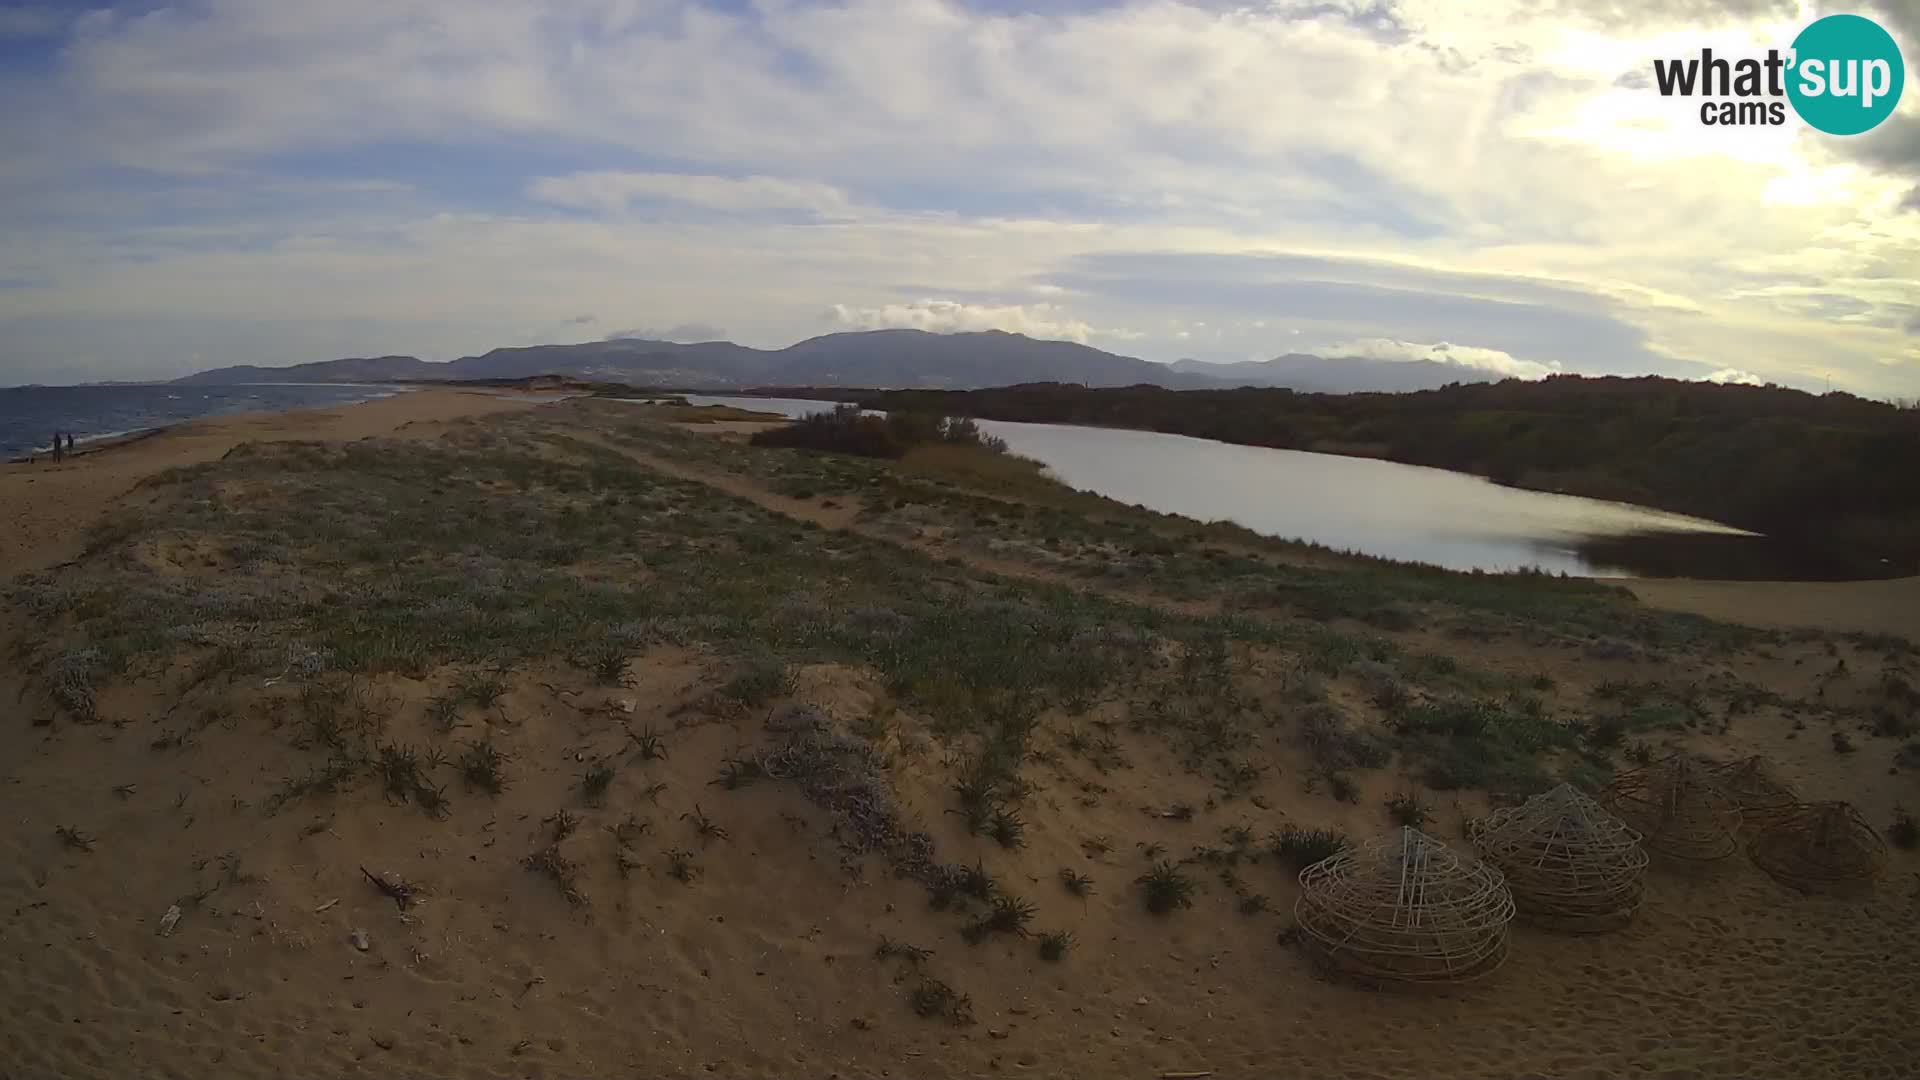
[[0, 0, 1915, 394]]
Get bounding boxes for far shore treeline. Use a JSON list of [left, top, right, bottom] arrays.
[[756, 376, 1919, 573], [749, 403, 1009, 459]]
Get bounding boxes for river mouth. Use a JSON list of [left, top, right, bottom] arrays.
[[675, 395, 1888, 582]]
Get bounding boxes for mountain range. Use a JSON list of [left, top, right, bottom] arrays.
[[174, 330, 1506, 393]]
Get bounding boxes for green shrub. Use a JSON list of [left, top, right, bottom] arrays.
[[1385, 792, 1430, 827], [1269, 825, 1350, 868], [749, 407, 1010, 460], [1136, 862, 1195, 914]]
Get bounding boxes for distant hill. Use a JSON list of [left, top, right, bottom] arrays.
[[176, 332, 1533, 393], [1169, 354, 1496, 393], [177, 330, 1226, 390], [174, 355, 447, 385]]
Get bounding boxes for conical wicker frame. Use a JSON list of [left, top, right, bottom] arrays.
[[1601, 754, 1741, 860], [1470, 783, 1648, 931], [1747, 801, 1886, 892], [1705, 755, 1799, 816], [1294, 827, 1515, 986]]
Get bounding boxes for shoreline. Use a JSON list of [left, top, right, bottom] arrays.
[[0, 388, 1910, 641], [5, 425, 168, 465], [4, 392, 1916, 1080], [1623, 574, 1916, 640], [682, 394, 1794, 552], [0, 387, 548, 575], [0, 382, 420, 462], [735, 388, 1770, 531], [667, 399, 1915, 641]]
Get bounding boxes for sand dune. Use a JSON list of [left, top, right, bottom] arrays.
[[1628, 575, 1920, 642], [6, 654, 1916, 1078], [0, 389, 542, 576], [3, 394, 1916, 1078]]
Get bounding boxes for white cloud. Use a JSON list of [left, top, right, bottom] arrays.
[[1703, 367, 1766, 385], [826, 299, 1095, 342], [527, 171, 854, 217], [0, 0, 1913, 395], [1321, 338, 1562, 379], [607, 322, 727, 343]]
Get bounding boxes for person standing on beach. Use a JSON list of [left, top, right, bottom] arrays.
[[52, 433, 64, 463]]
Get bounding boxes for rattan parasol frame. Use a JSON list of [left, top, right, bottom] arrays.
[[1294, 827, 1516, 986], [1601, 753, 1741, 861], [1746, 800, 1886, 893], [1469, 782, 1648, 932], [1704, 755, 1800, 816]]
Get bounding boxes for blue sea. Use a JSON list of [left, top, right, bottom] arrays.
[[0, 383, 402, 459]]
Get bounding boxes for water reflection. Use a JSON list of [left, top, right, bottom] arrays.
[[678, 396, 1794, 578]]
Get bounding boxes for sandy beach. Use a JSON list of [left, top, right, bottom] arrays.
[[0, 389, 544, 575], [2, 394, 1915, 1079], [1627, 575, 1920, 642]]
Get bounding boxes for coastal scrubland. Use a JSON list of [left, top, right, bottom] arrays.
[[846, 376, 1920, 575], [3, 396, 1917, 1078]]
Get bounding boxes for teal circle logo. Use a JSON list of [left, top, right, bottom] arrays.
[[1787, 14, 1905, 135]]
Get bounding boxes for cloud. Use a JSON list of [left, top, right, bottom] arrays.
[[0, 0, 1914, 397], [1321, 337, 1562, 379], [527, 172, 854, 217], [1703, 366, 1766, 385], [606, 323, 726, 343], [1530, 0, 1801, 28], [1047, 251, 1683, 377], [825, 299, 1095, 342], [564, 314, 596, 325], [0, 5, 69, 38]]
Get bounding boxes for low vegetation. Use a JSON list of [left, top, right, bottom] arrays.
[[857, 377, 1920, 573], [1384, 792, 1431, 828], [1269, 825, 1349, 869], [749, 405, 1010, 460], [6, 394, 1908, 1070], [1137, 862, 1196, 914]]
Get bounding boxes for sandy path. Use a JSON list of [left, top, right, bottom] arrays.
[[6, 403, 1919, 1080], [667, 419, 1920, 641], [580, 433, 1220, 616], [9, 392, 1911, 643], [662, 423, 1919, 642], [1627, 576, 1918, 641], [576, 434, 860, 532], [0, 389, 544, 576]]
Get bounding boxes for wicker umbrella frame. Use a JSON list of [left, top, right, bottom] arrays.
[[1471, 783, 1649, 931], [1294, 827, 1516, 986]]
